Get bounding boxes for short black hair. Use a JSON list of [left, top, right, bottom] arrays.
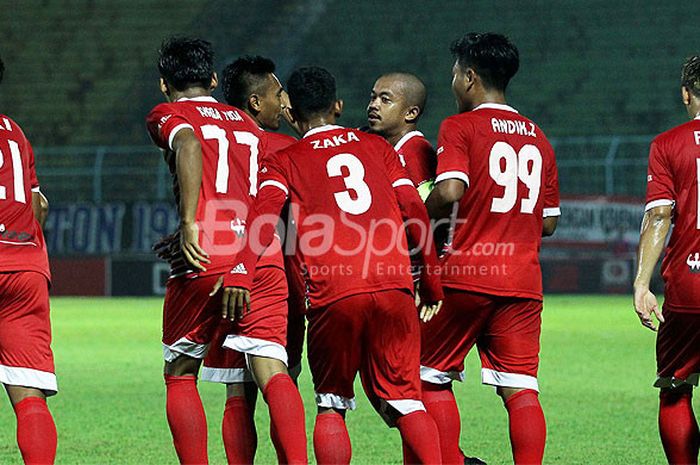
[[286, 67, 336, 121], [221, 55, 276, 108], [0, 55, 4, 85], [158, 36, 214, 92], [451, 32, 519, 92], [682, 56, 700, 98]]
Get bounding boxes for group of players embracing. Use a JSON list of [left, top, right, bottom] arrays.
[[145, 31, 558, 465], [0, 27, 698, 465]]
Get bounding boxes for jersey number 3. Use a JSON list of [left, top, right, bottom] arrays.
[[489, 141, 542, 214], [326, 153, 372, 215]]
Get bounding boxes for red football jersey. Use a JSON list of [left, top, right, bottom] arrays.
[[0, 116, 50, 280], [256, 125, 416, 307], [645, 117, 700, 312], [394, 130, 436, 187], [435, 103, 560, 300], [264, 131, 297, 154], [146, 96, 282, 277]]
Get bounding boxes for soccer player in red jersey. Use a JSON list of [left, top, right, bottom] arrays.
[[0, 55, 58, 465], [367, 72, 436, 200], [219, 66, 444, 465], [145, 38, 306, 464], [421, 33, 560, 465], [200, 55, 301, 465], [633, 56, 700, 465]]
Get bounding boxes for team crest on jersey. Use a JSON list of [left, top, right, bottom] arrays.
[[687, 252, 700, 273], [230, 218, 246, 237]]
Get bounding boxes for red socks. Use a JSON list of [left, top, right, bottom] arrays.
[[421, 382, 464, 464], [262, 373, 308, 464], [222, 396, 257, 464], [396, 410, 442, 464], [659, 390, 700, 465], [313, 412, 352, 465], [504, 389, 546, 465], [165, 375, 208, 464], [14, 397, 57, 465]]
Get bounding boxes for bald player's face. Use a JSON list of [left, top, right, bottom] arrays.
[[367, 77, 408, 136]]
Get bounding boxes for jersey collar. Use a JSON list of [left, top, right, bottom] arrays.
[[303, 124, 344, 138], [175, 96, 218, 103], [394, 130, 424, 152], [473, 102, 518, 113]]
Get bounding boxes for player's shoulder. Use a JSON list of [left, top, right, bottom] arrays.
[[264, 130, 297, 146], [396, 130, 434, 152], [653, 119, 700, 146], [0, 114, 29, 141]]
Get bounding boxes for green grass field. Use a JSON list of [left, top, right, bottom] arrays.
[[0, 295, 692, 464]]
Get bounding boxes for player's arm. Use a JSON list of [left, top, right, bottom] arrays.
[[394, 183, 445, 321], [542, 216, 558, 237], [172, 128, 210, 272], [31, 191, 49, 228], [632, 205, 671, 331], [210, 185, 287, 321]]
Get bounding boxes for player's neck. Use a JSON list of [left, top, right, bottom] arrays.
[[301, 115, 338, 135], [242, 109, 265, 129], [468, 90, 507, 111], [168, 88, 212, 103], [387, 125, 418, 146]]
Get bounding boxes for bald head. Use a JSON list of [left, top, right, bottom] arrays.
[[380, 72, 427, 113], [367, 72, 427, 144]]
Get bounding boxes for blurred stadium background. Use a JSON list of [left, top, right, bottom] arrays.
[[0, 0, 693, 296]]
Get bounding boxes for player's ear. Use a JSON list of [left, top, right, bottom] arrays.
[[249, 94, 261, 113], [159, 78, 169, 97], [682, 86, 691, 106], [405, 105, 421, 124], [209, 72, 218, 92], [333, 99, 344, 118]]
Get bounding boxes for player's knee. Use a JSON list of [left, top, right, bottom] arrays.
[[659, 384, 693, 400], [421, 380, 453, 392], [497, 386, 536, 402], [164, 355, 202, 377], [317, 407, 346, 418], [5, 385, 46, 406]]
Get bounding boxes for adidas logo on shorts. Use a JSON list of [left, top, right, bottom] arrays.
[[230, 263, 248, 274]]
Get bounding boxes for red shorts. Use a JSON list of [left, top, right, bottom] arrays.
[[0, 272, 57, 396], [163, 267, 288, 365], [307, 289, 424, 424], [420, 288, 542, 391], [655, 308, 700, 388]]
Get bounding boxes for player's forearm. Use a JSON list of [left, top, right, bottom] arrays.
[[224, 186, 286, 289], [425, 179, 464, 221], [633, 206, 672, 290], [174, 133, 203, 225], [395, 185, 445, 302], [31, 191, 49, 229]]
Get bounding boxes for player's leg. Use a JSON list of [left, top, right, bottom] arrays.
[[419, 289, 492, 465], [162, 274, 222, 464], [481, 298, 545, 465], [0, 272, 57, 465], [201, 331, 258, 465], [655, 309, 700, 464], [361, 289, 441, 465], [223, 266, 307, 464], [306, 295, 366, 465]]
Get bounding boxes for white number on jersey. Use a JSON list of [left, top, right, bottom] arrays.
[[489, 141, 542, 214], [0, 140, 26, 203], [201, 125, 260, 195], [326, 153, 372, 215]]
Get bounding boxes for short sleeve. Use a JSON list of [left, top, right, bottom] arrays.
[[146, 103, 194, 151], [645, 139, 675, 211], [258, 149, 290, 197], [382, 141, 414, 189], [402, 138, 436, 186], [542, 143, 560, 218], [435, 117, 471, 186]]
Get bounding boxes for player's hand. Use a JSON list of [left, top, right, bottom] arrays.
[[419, 300, 442, 323], [633, 286, 664, 331], [211, 277, 251, 321], [414, 282, 421, 308], [180, 222, 210, 272]]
